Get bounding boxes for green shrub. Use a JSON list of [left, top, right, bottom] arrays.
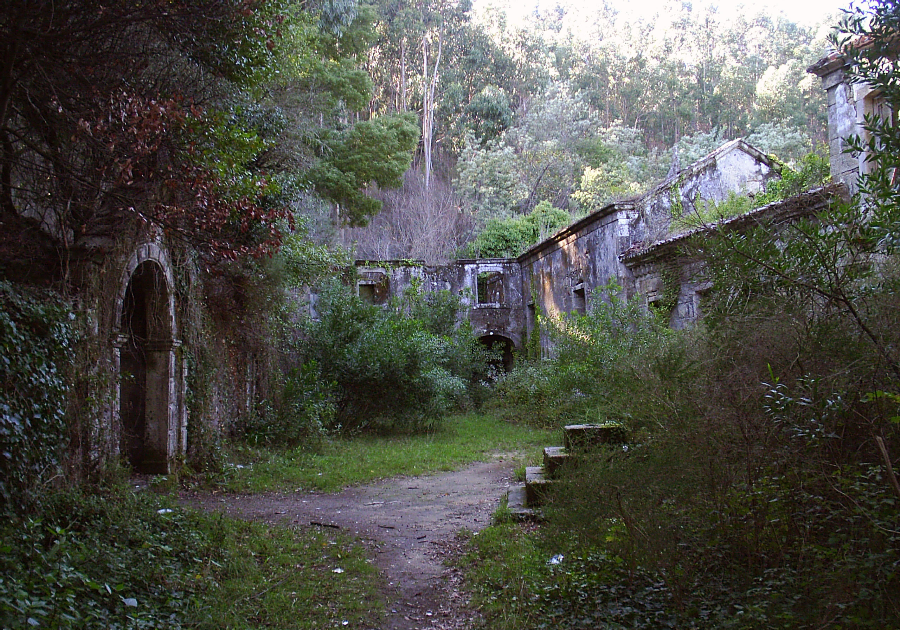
[[239, 361, 336, 447], [489, 190, 900, 626], [493, 282, 697, 430], [295, 281, 490, 434], [0, 490, 212, 629], [463, 201, 571, 258], [753, 151, 831, 206]]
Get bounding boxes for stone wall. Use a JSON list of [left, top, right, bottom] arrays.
[[353, 140, 779, 357], [353, 259, 525, 349], [808, 52, 881, 193], [518, 139, 776, 352]]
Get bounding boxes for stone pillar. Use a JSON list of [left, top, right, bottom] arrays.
[[142, 340, 176, 474], [809, 56, 861, 193]]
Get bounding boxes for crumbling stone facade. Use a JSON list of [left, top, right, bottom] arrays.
[[356, 139, 780, 357], [109, 239, 188, 474], [354, 258, 525, 353], [808, 50, 885, 193]]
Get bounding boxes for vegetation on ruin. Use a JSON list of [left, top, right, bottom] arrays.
[[0, 283, 77, 511], [459, 4, 900, 626]]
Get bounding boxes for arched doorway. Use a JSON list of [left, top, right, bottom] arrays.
[[479, 334, 515, 373], [119, 260, 175, 473]]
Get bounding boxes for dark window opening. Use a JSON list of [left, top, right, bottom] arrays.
[[358, 283, 376, 303], [480, 335, 515, 373], [572, 284, 586, 315], [477, 271, 504, 305]]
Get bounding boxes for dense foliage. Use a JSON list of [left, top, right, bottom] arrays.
[[0, 0, 418, 269], [0, 283, 76, 510], [463, 201, 571, 258], [493, 283, 683, 429], [241, 279, 493, 439], [481, 246, 899, 624], [346, 0, 835, 260], [474, 3, 900, 625]]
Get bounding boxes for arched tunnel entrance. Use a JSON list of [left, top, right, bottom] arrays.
[[119, 260, 174, 474], [479, 334, 515, 373]]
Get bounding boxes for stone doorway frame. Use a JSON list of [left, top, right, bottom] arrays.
[[112, 242, 186, 474]]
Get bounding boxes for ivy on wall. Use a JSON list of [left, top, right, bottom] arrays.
[[0, 282, 77, 509]]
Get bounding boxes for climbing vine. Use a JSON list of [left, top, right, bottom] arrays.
[[524, 284, 543, 360], [656, 263, 681, 318], [667, 177, 685, 220], [0, 282, 77, 510]]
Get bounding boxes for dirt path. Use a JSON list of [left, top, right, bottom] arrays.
[[181, 455, 518, 630]]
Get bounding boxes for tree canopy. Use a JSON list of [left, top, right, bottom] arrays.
[[0, 0, 417, 268]]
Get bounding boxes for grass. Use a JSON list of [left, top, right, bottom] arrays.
[[0, 488, 382, 629], [2, 412, 554, 628], [221, 412, 555, 493], [455, 520, 545, 630], [195, 513, 380, 629]]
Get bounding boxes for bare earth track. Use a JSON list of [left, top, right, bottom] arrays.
[[181, 456, 518, 630]]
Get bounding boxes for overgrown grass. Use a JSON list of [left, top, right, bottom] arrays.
[[0, 488, 381, 629], [222, 413, 554, 493], [456, 523, 544, 630], [461, 518, 710, 630]]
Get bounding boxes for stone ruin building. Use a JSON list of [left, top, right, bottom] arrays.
[[354, 138, 846, 362], [350, 47, 888, 369], [3, 47, 874, 474]]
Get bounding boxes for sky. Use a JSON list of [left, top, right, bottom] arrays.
[[478, 0, 857, 28]]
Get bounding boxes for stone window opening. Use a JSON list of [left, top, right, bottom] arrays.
[[358, 283, 376, 304], [572, 283, 586, 315], [476, 271, 504, 306]]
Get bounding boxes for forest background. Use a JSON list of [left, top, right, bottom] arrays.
[[332, 0, 844, 262]]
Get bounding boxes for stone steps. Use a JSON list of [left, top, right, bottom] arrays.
[[543, 446, 570, 477], [525, 466, 552, 506], [564, 423, 628, 451], [504, 423, 630, 517], [505, 483, 535, 521]]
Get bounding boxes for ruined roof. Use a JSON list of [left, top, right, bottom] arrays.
[[806, 34, 892, 77], [621, 182, 849, 264], [807, 50, 848, 77], [641, 138, 775, 203], [517, 138, 774, 263]]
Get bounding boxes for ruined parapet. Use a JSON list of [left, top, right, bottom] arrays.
[[622, 184, 848, 328], [353, 258, 525, 356], [808, 50, 886, 194]]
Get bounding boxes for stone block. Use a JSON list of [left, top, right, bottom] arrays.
[[543, 446, 570, 477], [506, 484, 536, 521], [564, 423, 629, 451], [525, 466, 552, 506]]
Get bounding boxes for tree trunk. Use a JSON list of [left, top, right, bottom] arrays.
[[422, 20, 443, 191], [400, 37, 407, 112]]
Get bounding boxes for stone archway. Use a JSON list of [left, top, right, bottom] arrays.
[[114, 243, 183, 474], [479, 333, 515, 373]]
